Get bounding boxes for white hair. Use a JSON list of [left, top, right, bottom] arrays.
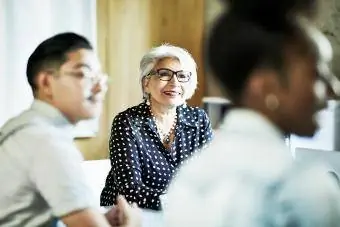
[[139, 44, 198, 100]]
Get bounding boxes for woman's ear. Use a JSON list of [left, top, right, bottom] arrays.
[[248, 69, 281, 97], [143, 77, 150, 93]]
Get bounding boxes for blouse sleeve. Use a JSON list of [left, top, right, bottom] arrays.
[[108, 113, 164, 209]]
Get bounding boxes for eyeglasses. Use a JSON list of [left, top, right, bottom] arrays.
[[149, 68, 191, 83], [63, 71, 108, 84]]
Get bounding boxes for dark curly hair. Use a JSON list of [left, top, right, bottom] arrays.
[[207, 0, 320, 102]]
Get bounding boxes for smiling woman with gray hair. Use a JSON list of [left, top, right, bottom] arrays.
[[140, 44, 198, 101], [100, 44, 213, 211]]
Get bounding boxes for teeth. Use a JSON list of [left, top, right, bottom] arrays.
[[164, 91, 180, 95]]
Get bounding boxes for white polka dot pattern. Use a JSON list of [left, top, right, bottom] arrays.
[[100, 102, 213, 210]]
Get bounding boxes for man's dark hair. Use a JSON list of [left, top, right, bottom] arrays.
[[26, 32, 93, 92], [207, 0, 319, 102]]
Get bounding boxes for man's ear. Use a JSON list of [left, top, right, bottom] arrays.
[[35, 71, 54, 97]]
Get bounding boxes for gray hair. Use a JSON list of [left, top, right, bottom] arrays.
[[139, 44, 198, 100]]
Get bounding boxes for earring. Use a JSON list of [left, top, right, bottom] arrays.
[[265, 94, 279, 111], [314, 80, 327, 104], [144, 93, 151, 105]]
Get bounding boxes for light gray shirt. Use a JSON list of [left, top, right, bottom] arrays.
[[164, 109, 340, 227], [0, 100, 95, 227]]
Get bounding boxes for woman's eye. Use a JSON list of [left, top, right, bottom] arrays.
[[159, 72, 171, 77]]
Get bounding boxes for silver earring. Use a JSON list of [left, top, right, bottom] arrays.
[[314, 80, 327, 105], [265, 94, 279, 111], [144, 93, 151, 106]]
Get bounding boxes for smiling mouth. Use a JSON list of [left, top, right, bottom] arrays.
[[163, 91, 181, 96]]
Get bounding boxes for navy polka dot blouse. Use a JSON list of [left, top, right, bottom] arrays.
[[100, 101, 213, 210]]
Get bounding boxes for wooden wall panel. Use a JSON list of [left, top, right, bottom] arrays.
[[76, 0, 205, 160], [204, 0, 225, 98], [149, 0, 205, 106], [75, 0, 111, 160]]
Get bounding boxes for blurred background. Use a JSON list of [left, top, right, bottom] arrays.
[[1, 0, 339, 160]]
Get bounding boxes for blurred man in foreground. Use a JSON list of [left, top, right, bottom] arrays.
[[0, 32, 139, 227]]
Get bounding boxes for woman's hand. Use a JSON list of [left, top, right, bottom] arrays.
[[105, 195, 141, 227]]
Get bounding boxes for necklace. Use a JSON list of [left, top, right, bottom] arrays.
[[149, 105, 177, 145]]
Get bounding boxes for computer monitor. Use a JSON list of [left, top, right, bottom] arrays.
[[202, 97, 233, 129], [294, 148, 340, 178]]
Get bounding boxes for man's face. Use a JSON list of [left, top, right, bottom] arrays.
[[49, 48, 107, 123]]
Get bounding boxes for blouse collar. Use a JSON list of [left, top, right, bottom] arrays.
[[219, 108, 285, 143]]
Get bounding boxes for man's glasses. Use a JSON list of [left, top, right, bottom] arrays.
[[63, 71, 108, 84], [149, 68, 191, 83]]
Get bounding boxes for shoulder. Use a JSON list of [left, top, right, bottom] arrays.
[[1, 117, 81, 171], [279, 162, 340, 202], [179, 105, 208, 119], [24, 125, 80, 159], [1, 110, 72, 144], [263, 163, 340, 226], [113, 102, 149, 123], [178, 105, 210, 128], [165, 160, 340, 227], [110, 102, 150, 134]]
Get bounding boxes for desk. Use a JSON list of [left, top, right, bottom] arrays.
[[141, 210, 164, 227], [82, 159, 111, 204]]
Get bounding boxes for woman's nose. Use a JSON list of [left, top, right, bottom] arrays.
[[169, 74, 180, 84]]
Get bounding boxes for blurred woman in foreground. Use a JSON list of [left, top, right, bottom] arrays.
[[164, 0, 340, 226]]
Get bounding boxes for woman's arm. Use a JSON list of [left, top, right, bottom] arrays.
[[107, 113, 164, 210]]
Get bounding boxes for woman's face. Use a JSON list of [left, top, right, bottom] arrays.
[[143, 58, 192, 107], [277, 50, 327, 137]]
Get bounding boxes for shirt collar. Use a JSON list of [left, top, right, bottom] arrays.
[[31, 99, 73, 129], [219, 108, 285, 142], [135, 102, 199, 129]]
